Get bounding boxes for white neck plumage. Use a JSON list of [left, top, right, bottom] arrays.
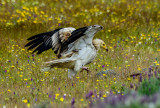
[[92, 39, 103, 51]]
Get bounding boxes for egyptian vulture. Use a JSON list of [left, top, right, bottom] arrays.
[[25, 25, 107, 78]]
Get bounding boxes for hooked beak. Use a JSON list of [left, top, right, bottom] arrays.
[[103, 45, 108, 52], [100, 26, 104, 30], [106, 48, 108, 52]]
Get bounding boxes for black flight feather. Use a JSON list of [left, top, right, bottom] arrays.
[[25, 28, 62, 54], [25, 37, 44, 47], [27, 28, 62, 40], [27, 38, 44, 50]]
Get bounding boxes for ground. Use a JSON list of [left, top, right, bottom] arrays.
[[0, 0, 160, 107]]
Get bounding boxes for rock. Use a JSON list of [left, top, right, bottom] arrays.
[[96, 69, 117, 77]]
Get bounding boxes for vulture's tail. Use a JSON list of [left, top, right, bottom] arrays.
[[41, 58, 76, 72]]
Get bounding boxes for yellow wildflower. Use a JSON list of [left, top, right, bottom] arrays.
[[108, 29, 111, 32], [24, 78, 28, 81], [60, 97, 64, 102], [44, 72, 49, 74], [80, 99, 84, 101], [8, 89, 11, 92], [27, 103, 30, 108], [138, 67, 141, 71], [23, 99, 28, 103], [113, 78, 116, 81], [103, 74, 106, 77], [103, 94, 107, 97], [128, 77, 131, 81], [11, 66, 15, 68], [98, 65, 101, 67], [76, 77, 80, 79], [56, 94, 59, 97]]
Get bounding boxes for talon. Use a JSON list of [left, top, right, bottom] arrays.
[[80, 67, 91, 75]]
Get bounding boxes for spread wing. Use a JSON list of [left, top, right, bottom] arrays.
[[25, 26, 88, 57], [25, 27, 75, 55]]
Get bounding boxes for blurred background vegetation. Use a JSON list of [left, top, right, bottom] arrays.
[[0, 0, 160, 107]]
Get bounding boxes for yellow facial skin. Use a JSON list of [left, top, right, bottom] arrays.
[[101, 43, 107, 49], [101, 42, 108, 52]]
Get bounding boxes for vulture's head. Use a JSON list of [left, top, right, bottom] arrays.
[[85, 25, 103, 34], [92, 39, 108, 52]]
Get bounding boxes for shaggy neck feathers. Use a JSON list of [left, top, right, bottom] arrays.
[[92, 39, 103, 50]]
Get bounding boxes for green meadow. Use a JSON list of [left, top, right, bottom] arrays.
[[0, 0, 160, 107]]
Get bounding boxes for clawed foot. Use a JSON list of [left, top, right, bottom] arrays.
[[80, 67, 91, 75]]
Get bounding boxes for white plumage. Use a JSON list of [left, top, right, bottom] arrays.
[[25, 25, 107, 78]]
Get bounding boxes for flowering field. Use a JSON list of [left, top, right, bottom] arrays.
[[0, 0, 160, 107]]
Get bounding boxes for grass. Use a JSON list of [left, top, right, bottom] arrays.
[[138, 77, 160, 96], [0, 0, 160, 107]]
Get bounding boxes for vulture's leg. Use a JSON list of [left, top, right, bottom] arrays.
[[68, 69, 77, 79], [80, 67, 91, 75]]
